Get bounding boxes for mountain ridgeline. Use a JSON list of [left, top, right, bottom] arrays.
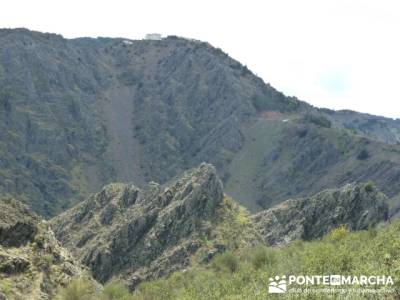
[[50, 164, 388, 291], [1, 28, 400, 219]]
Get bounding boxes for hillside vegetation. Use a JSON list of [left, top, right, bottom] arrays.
[[131, 221, 400, 300], [55, 221, 400, 300]]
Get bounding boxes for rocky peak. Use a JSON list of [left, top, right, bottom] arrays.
[[51, 163, 224, 285], [252, 182, 389, 246]]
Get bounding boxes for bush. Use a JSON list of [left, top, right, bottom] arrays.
[[364, 181, 375, 192], [101, 281, 132, 300], [133, 278, 176, 300], [40, 254, 54, 271], [212, 251, 239, 273], [357, 149, 370, 160], [57, 277, 96, 300], [303, 114, 332, 128], [0, 281, 12, 298], [251, 95, 270, 111], [250, 246, 277, 270], [327, 224, 350, 241]]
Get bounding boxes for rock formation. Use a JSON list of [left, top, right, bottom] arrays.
[[252, 182, 389, 246], [0, 198, 86, 299], [51, 163, 224, 288]]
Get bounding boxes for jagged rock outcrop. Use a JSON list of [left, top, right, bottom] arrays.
[[252, 182, 389, 246], [51, 163, 224, 288], [0, 198, 87, 299]]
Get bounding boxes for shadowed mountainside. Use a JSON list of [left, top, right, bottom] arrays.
[[0, 28, 400, 217]]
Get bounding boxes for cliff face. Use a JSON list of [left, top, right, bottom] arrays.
[[252, 182, 389, 246], [0, 198, 86, 299], [51, 164, 225, 287]]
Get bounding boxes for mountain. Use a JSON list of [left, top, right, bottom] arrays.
[[0, 197, 88, 299], [50, 164, 388, 291], [1, 27, 399, 299], [1, 28, 400, 218]]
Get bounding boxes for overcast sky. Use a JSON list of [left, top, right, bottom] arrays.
[[1, 0, 399, 118]]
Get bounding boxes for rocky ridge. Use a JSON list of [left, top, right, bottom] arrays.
[[50, 164, 389, 291], [51, 163, 226, 288], [252, 182, 389, 246]]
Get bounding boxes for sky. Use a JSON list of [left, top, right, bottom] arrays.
[[1, 0, 399, 118]]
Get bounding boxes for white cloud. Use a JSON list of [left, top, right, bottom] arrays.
[[0, 0, 399, 118]]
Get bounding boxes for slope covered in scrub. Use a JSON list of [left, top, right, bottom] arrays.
[[131, 221, 400, 300]]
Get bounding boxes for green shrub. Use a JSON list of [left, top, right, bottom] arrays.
[[40, 254, 54, 271], [0, 281, 12, 297], [303, 114, 332, 128], [326, 224, 350, 242], [250, 245, 277, 270], [364, 181, 375, 192], [133, 278, 176, 300], [211, 251, 239, 273], [367, 225, 378, 238], [101, 281, 132, 300], [252, 95, 269, 111], [57, 277, 97, 300]]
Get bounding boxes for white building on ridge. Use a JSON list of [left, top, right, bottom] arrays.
[[145, 33, 162, 40]]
